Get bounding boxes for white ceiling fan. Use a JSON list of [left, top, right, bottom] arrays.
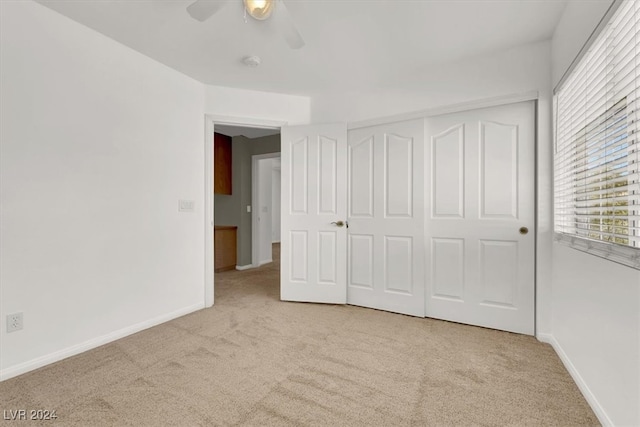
[[186, 0, 305, 50]]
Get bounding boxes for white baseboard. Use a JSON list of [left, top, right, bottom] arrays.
[[537, 333, 612, 427], [235, 262, 271, 270], [236, 260, 273, 271], [0, 302, 204, 382]]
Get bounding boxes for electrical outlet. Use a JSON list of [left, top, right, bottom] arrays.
[[7, 313, 23, 333]]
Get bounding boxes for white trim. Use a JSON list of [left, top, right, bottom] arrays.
[[206, 114, 284, 130], [553, 234, 640, 271], [537, 333, 613, 427], [205, 115, 286, 305], [251, 152, 281, 267], [204, 118, 215, 308], [348, 91, 539, 130], [0, 303, 204, 382], [235, 264, 254, 271]]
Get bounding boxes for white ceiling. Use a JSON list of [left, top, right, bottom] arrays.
[[35, 0, 568, 96]]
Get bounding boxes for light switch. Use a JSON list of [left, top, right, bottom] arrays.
[[247, 205, 251, 213], [178, 200, 195, 212]]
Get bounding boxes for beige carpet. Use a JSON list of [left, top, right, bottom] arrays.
[[0, 244, 598, 426]]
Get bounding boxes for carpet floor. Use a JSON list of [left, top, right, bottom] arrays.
[[0, 244, 598, 426]]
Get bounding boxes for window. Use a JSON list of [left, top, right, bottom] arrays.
[[554, 0, 640, 269]]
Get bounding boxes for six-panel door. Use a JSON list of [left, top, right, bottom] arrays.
[[347, 119, 425, 317], [280, 123, 348, 303], [424, 101, 536, 335]]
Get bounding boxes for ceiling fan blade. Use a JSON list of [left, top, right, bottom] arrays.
[[274, 0, 305, 49], [187, 0, 228, 22]]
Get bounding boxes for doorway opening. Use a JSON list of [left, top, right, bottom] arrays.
[[251, 153, 281, 267], [209, 121, 282, 302]]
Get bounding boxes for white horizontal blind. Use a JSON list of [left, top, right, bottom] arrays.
[[555, 0, 640, 268]]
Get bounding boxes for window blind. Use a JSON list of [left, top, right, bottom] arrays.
[[554, 0, 640, 269]]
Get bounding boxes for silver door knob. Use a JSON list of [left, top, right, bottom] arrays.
[[331, 220, 345, 227]]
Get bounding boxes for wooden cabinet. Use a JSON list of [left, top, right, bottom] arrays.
[[214, 226, 237, 272], [214, 132, 232, 195]]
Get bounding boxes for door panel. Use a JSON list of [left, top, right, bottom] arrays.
[[281, 123, 347, 304], [290, 231, 308, 282], [318, 136, 338, 214], [432, 238, 465, 300], [347, 119, 425, 317], [432, 124, 465, 218], [290, 138, 308, 214], [350, 137, 374, 217], [385, 134, 413, 217], [318, 231, 337, 284], [425, 101, 535, 335], [480, 121, 518, 218], [479, 239, 518, 306], [384, 236, 413, 294], [349, 234, 374, 288]]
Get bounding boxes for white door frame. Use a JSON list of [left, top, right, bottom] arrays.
[[204, 114, 286, 308], [251, 152, 281, 268]]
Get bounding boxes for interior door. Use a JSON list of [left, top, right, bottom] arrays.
[[347, 119, 425, 317], [280, 123, 348, 303], [425, 101, 535, 335]]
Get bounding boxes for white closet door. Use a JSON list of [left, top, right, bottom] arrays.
[[347, 119, 425, 317], [425, 101, 535, 335], [280, 123, 348, 304]]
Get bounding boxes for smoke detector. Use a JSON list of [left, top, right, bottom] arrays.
[[242, 55, 261, 68]]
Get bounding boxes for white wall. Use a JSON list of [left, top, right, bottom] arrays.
[[550, 1, 640, 425], [312, 40, 555, 337], [550, 246, 639, 426], [1, 1, 313, 380], [205, 85, 311, 126], [551, 0, 613, 88], [0, 1, 205, 378], [311, 41, 551, 124]]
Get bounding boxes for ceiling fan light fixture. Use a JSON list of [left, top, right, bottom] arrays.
[[244, 0, 275, 20]]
